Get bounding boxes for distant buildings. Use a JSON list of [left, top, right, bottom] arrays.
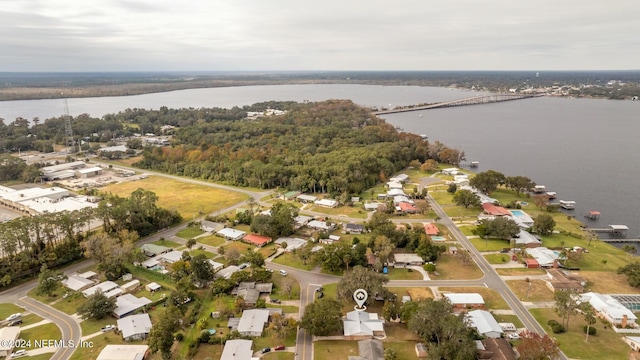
[[0, 185, 98, 216]]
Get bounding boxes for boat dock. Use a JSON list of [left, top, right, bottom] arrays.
[[600, 238, 640, 243], [583, 225, 629, 237], [584, 211, 601, 220]]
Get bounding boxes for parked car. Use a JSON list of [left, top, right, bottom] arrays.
[[239, 263, 250, 270], [270, 298, 281, 304], [507, 333, 520, 340], [315, 286, 323, 292], [6, 313, 21, 322], [279, 270, 288, 276], [11, 350, 26, 358], [316, 291, 324, 299], [101, 325, 116, 332], [261, 347, 271, 354], [8, 319, 22, 326], [274, 345, 285, 351]]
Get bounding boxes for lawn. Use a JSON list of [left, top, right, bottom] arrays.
[[80, 317, 118, 335], [438, 287, 509, 310], [271, 252, 315, 271], [197, 234, 226, 247], [469, 237, 510, 252], [386, 268, 424, 281], [100, 175, 247, 219], [20, 323, 62, 348], [263, 352, 295, 360], [579, 271, 640, 294], [495, 268, 546, 276], [51, 291, 86, 315], [529, 307, 630, 360], [151, 239, 182, 248], [385, 287, 434, 301], [314, 340, 359, 360], [304, 204, 368, 219], [270, 272, 301, 300], [221, 241, 254, 257], [492, 314, 524, 328], [505, 280, 555, 302], [484, 253, 513, 264], [0, 303, 28, 320], [429, 253, 483, 280], [69, 332, 137, 360], [176, 226, 205, 239]]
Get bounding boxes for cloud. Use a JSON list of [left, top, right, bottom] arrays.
[[1, 0, 639, 71]]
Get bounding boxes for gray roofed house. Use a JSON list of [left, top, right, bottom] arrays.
[[237, 309, 270, 337], [275, 237, 307, 251], [113, 294, 152, 318], [117, 313, 152, 341], [347, 339, 384, 360], [200, 220, 225, 233], [466, 310, 504, 338], [82, 281, 119, 297], [344, 223, 365, 234], [221, 339, 253, 360], [343, 310, 385, 338], [62, 274, 95, 292], [215, 265, 240, 279], [140, 243, 171, 257]]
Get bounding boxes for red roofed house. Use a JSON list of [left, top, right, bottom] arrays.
[[481, 203, 511, 216], [423, 223, 439, 236], [243, 234, 271, 247], [525, 258, 539, 268], [398, 202, 417, 214]]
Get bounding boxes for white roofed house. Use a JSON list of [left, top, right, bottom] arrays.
[[314, 198, 339, 208], [82, 281, 120, 298], [112, 294, 152, 318], [62, 274, 95, 292], [387, 181, 403, 189], [221, 339, 253, 360], [237, 309, 270, 337], [580, 292, 638, 328], [443, 293, 485, 310], [343, 310, 385, 339], [390, 174, 409, 183], [216, 228, 247, 241], [96, 345, 149, 360], [296, 194, 318, 203], [307, 220, 334, 231]]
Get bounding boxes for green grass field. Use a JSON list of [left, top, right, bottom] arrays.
[[176, 226, 205, 239], [101, 175, 247, 219], [430, 253, 483, 280]]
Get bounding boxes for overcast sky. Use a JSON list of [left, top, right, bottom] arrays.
[[2, 0, 639, 72]]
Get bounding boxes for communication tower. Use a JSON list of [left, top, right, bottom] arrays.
[[62, 95, 76, 153]]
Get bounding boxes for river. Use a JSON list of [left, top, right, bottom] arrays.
[[0, 84, 638, 241]]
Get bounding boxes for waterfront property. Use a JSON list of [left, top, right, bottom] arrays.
[[580, 292, 638, 328], [509, 210, 534, 228]]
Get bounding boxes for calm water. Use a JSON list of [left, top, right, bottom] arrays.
[[1, 85, 638, 241]]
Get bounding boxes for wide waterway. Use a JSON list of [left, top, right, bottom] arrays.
[[1, 84, 638, 242]]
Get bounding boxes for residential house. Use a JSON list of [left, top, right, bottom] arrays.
[[232, 282, 273, 307], [387, 181, 403, 189], [580, 292, 637, 327], [348, 339, 384, 360], [466, 310, 503, 338], [625, 336, 640, 352], [200, 220, 225, 233], [320, 235, 341, 244], [0, 327, 20, 357], [216, 228, 247, 241], [275, 237, 307, 252], [145, 282, 161, 292], [113, 294, 152, 319], [364, 202, 383, 211], [443, 293, 485, 310], [525, 247, 560, 268], [139, 244, 171, 257], [296, 194, 317, 203], [221, 339, 253, 360], [307, 220, 334, 231], [96, 345, 149, 360], [156, 250, 183, 265], [281, 191, 300, 201], [62, 274, 95, 292], [344, 223, 365, 234], [82, 281, 120, 298], [545, 269, 585, 292], [314, 198, 339, 208], [117, 314, 153, 341], [237, 309, 270, 337], [207, 259, 224, 272], [481, 203, 512, 217], [386, 188, 405, 197], [478, 338, 517, 360], [215, 265, 240, 280], [513, 230, 541, 248], [120, 279, 140, 293], [397, 202, 417, 214], [423, 222, 439, 236], [343, 310, 385, 339], [242, 233, 271, 247], [393, 253, 424, 267], [294, 215, 313, 228], [442, 168, 460, 176], [390, 174, 409, 183]]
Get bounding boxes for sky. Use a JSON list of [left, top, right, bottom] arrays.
[[1, 0, 639, 72]]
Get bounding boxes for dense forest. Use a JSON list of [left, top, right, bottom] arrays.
[[134, 100, 462, 196]]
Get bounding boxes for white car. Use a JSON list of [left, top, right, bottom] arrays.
[[11, 350, 26, 358], [6, 313, 21, 322], [507, 333, 520, 340], [279, 270, 288, 276], [101, 325, 116, 332]]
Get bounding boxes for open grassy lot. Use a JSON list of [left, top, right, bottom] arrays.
[[439, 287, 509, 310], [51, 291, 86, 315], [470, 237, 510, 252], [270, 272, 301, 300], [386, 268, 424, 280], [176, 225, 205, 239], [304, 204, 368, 219], [530, 307, 630, 360], [150, 239, 182, 248], [263, 352, 295, 360], [580, 271, 640, 294], [80, 316, 118, 335], [315, 340, 359, 360], [271, 252, 316, 271], [484, 253, 513, 264], [505, 280, 555, 302], [383, 322, 422, 359], [221, 241, 254, 258], [492, 314, 524, 328], [495, 268, 546, 276], [20, 323, 62, 348], [430, 253, 483, 280], [197, 234, 226, 247], [101, 175, 247, 219], [385, 287, 434, 300]]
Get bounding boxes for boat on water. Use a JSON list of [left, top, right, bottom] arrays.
[[419, 134, 428, 140], [559, 200, 576, 210], [533, 185, 546, 193], [545, 191, 557, 200]]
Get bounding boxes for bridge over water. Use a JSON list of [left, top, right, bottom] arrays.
[[374, 93, 541, 115]]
